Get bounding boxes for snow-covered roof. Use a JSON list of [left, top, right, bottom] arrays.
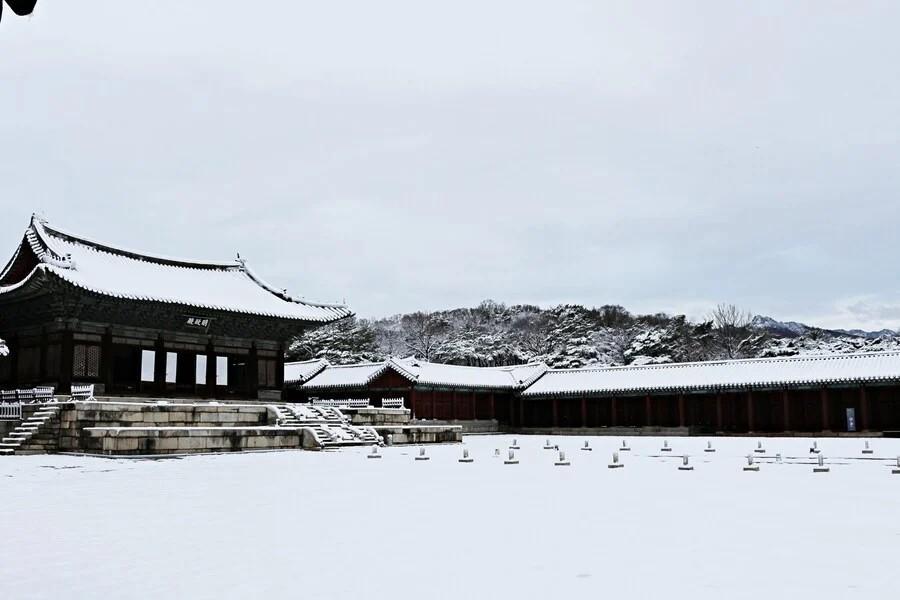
[[283, 359, 329, 384], [521, 351, 900, 397], [0, 216, 352, 322], [394, 358, 548, 390], [301, 361, 397, 390], [300, 357, 548, 391]]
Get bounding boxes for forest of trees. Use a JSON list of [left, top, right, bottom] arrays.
[[287, 300, 900, 368]]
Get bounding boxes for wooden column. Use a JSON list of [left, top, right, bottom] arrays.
[[205, 340, 216, 398], [275, 342, 285, 391], [58, 330, 74, 394], [860, 386, 869, 431], [677, 394, 686, 428], [451, 390, 457, 420], [248, 343, 259, 399], [611, 397, 618, 427], [431, 389, 437, 420], [580, 397, 587, 428], [645, 394, 652, 427], [715, 393, 723, 431], [518, 397, 525, 427], [100, 328, 114, 394], [153, 335, 167, 396], [472, 391, 477, 420], [489, 392, 496, 420], [821, 388, 830, 431], [409, 390, 417, 419], [39, 328, 48, 383], [746, 391, 754, 432], [552, 398, 559, 428], [782, 390, 790, 432]]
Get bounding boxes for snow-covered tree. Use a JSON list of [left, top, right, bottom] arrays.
[[0, 337, 8, 357]]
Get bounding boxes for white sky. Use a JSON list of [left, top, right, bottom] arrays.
[[1, 1, 899, 330]]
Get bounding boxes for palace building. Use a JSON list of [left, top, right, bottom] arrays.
[[0, 216, 351, 399]]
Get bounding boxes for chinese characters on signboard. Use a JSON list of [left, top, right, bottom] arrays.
[[185, 316, 211, 331]]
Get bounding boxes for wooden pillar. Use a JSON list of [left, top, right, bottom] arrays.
[[409, 390, 417, 418], [451, 390, 457, 420], [431, 389, 437, 420], [821, 388, 830, 431], [153, 335, 166, 396], [518, 397, 525, 427], [205, 340, 216, 398], [552, 398, 559, 428], [746, 390, 754, 432], [860, 386, 869, 431], [472, 391, 477, 420], [489, 392, 496, 420], [38, 328, 48, 382], [100, 328, 114, 394], [645, 394, 652, 427], [275, 342, 285, 391], [580, 397, 587, 428], [715, 393, 723, 431], [782, 389, 790, 431], [58, 330, 74, 394], [247, 343, 259, 399], [677, 394, 686, 428], [611, 397, 618, 427]]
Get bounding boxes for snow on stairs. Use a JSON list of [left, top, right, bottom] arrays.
[[272, 404, 380, 449], [0, 405, 62, 456]]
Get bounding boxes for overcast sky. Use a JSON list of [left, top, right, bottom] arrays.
[[2, 2, 899, 330]]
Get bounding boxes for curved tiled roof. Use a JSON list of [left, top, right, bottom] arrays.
[[0, 216, 352, 323], [521, 351, 900, 397], [283, 359, 330, 384], [301, 357, 548, 391]]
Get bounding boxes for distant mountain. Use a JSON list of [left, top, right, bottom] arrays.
[[287, 301, 900, 368]]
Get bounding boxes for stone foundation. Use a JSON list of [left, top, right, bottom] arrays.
[[81, 426, 301, 455], [377, 425, 463, 445]]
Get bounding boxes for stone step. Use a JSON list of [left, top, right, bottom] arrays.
[[8, 432, 33, 439], [0, 442, 23, 448], [0, 449, 15, 456]]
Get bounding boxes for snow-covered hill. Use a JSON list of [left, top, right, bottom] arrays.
[[287, 301, 900, 368]]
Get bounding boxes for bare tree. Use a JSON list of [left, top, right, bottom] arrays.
[[710, 303, 753, 359], [400, 312, 450, 361]]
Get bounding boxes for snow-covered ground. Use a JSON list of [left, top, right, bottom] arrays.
[[1, 436, 899, 599]]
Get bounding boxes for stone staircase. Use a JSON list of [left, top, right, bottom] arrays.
[[272, 404, 381, 448], [0, 405, 62, 456]]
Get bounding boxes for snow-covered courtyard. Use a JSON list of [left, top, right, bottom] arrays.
[[2, 435, 899, 599]]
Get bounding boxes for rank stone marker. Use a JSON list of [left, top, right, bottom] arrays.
[[581, 440, 592, 452], [810, 441, 820, 454], [510, 438, 520, 450], [678, 455, 693, 471], [743, 455, 759, 472], [893, 457, 900, 475], [504, 449, 519, 465], [813, 454, 829, 473], [608, 450, 624, 469], [661, 440, 672, 452], [459, 448, 474, 464], [367, 445, 382, 459], [415, 446, 430, 461], [620, 439, 631, 452], [554, 450, 571, 467], [754, 441, 765, 454], [862, 441, 874, 455], [704, 441, 716, 453], [543, 438, 554, 450]]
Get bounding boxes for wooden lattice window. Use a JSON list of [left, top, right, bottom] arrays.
[[73, 344, 101, 379]]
